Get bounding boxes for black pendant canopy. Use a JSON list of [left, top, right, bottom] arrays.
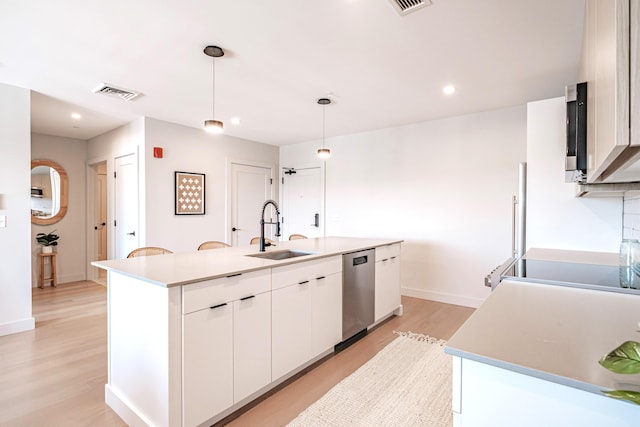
[[204, 45, 224, 57]]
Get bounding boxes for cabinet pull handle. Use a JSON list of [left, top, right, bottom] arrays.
[[226, 273, 242, 278], [210, 303, 228, 310], [382, 258, 389, 262], [316, 276, 325, 280], [240, 295, 255, 301], [299, 280, 309, 285], [390, 256, 396, 260]]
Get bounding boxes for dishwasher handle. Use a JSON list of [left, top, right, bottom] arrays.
[[352, 255, 369, 266]]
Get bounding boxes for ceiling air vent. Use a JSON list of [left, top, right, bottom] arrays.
[[91, 83, 141, 101], [388, 0, 432, 16]]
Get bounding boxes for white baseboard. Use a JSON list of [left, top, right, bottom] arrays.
[[0, 317, 35, 336], [105, 384, 154, 427], [401, 286, 485, 308]]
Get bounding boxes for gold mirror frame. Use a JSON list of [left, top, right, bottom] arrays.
[[31, 159, 68, 225]]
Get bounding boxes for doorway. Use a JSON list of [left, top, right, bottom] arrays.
[[114, 153, 139, 259], [281, 166, 324, 239], [229, 162, 275, 246], [87, 160, 108, 284]]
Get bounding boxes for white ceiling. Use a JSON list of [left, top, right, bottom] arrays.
[[0, 0, 585, 146]]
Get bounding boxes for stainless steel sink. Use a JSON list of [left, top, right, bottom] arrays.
[[246, 250, 316, 261]]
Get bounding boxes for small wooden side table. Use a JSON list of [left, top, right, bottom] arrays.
[[38, 252, 57, 288]]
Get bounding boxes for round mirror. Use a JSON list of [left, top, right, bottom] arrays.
[[31, 159, 68, 225]]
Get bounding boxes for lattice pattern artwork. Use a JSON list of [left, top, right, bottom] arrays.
[[175, 171, 205, 215]]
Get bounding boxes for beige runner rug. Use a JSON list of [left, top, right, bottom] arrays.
[[287, 331, 452, 427]]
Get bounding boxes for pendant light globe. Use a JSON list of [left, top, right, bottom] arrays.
[[317, 148, 331, 159], [204, 119, 224, 134]]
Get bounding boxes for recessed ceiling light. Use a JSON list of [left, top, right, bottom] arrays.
[[231, 117, 241, 125], [71, 112, 82, 119], [443, 85, 456, 95]]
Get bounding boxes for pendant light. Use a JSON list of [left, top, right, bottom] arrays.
[[317, 98, 331, 159], [204, 45, 224, 134]]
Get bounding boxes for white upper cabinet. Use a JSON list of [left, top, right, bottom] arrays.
[[581, 0, 640, 183]]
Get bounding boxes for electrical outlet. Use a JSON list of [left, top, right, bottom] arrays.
[[0, 215, 6, 228]]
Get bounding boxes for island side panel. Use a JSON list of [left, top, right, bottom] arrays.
[[105, 271, 182, 427], [458, 358, 640, 426]]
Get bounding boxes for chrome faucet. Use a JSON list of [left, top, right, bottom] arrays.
[[259, 199, 281, 252]]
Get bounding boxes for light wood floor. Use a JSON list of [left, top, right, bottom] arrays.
[[0, 281, 474, 427]]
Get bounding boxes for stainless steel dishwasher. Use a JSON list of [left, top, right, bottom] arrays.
[[342, 248, 375, 342]]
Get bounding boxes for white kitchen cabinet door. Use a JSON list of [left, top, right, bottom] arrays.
[[271, 282, 312, 380], [375, 245, 401, 322], [310, 273, 342, 356], [233, 292, 271, 403], [183, 303, 233, 427]]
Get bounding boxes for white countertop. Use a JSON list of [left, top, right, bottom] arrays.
[[446, 278, 640, 394], [92, 236, 401, 287]]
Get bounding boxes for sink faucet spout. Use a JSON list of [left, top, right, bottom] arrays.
[[260, 199, 281, 252]]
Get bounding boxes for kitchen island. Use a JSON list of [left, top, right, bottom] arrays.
[[93, 237, 402, 427], [445, 249, 640, 426]]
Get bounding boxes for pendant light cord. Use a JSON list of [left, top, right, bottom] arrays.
[[322, 104, 326, 148], [211, 57, 216, 119]]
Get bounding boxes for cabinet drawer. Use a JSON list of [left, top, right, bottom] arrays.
[[272, 256, 341, 291], [375, 243, 400, 262], [183, 269, 271, 314]]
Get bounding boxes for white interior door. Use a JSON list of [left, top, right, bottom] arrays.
[[96, 163, 107, 261], [230, 163, 273, 246], [281, 167, 323, 239], [87, 160, 109, 282], [114, 154, 139, 258]]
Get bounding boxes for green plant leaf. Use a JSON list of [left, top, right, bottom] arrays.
[[602, 390, 640, 406], [599, 341, 640, 374]]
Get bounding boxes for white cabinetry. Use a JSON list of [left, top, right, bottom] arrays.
[[183, 302, 233, 426], [182, 270, 271, 427], [374, 244, 401, 322], [272, 256, 342, 381], [581, 0, 640, 183], [311, 273, 342, 356], [452, 356, 639, 427], [271, 280, 309, 381], [233, 292, 271, 403], [100, 238, 404, 427]]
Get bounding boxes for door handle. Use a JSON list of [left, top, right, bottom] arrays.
[[311, 213, 319, 227], [232, 227, 242, 232], [127, 231, 136, 236]]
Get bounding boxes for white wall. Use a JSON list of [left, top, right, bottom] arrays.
[[282, 106, 527, 307], [527, 97, 621, 251], [31, 133, 88, 286], [88, 117, 279, 256], [0, 83, 34, 336], [88, 119, 145, 259], [143, 117, 279, 252], [88, 118, 145, 160], [623, 191, 640, 239]]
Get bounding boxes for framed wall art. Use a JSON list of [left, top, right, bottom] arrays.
[[175, 171, 205, 215]]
